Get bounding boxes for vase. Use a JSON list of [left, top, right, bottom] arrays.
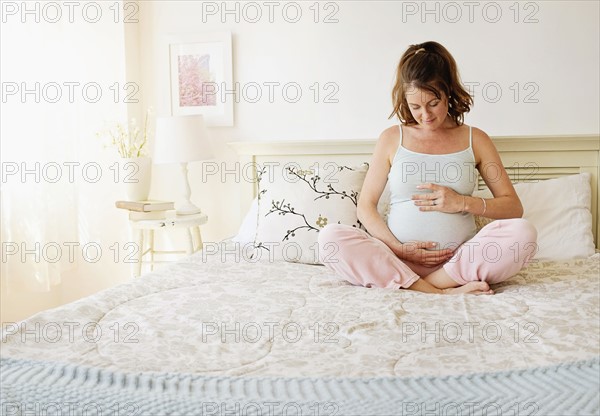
[[122, 156, 152, 201]]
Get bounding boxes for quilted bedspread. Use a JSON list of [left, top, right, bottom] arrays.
[[3, 250, 599, 377], [1, 249, 599, 415]]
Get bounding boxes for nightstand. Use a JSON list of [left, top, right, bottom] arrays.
[[129, 212, 208, 277]]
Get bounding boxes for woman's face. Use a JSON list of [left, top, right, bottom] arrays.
[[405, 86, 448, 130]]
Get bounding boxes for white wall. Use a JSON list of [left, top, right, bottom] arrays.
[[139, 0, 599, 241]]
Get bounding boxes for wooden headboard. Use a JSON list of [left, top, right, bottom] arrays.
[[229, 136, 600, 248]]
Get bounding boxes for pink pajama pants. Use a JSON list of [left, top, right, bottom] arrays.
[[317, 219, 538, 289]]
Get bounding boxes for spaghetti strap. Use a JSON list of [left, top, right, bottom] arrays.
[[469, 125, 473, 148], [399, 124, 403, 145]]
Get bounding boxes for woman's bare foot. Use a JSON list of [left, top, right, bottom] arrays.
[[406, 278, 494, 295], [442, 281, 494, 295]]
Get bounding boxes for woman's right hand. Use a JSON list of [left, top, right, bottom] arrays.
[[394, 241, 454, 267]]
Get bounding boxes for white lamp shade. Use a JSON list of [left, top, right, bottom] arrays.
[[153, 115, 214, 164]]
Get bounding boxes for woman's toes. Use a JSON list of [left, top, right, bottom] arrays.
[[443, 281, 494, 295], [472, 281, 490, 291]]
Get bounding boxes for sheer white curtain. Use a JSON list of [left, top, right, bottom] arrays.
[[1, 2, 130, 294]]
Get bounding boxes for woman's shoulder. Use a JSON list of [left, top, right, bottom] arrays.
[[377, 125, 402, 146], [371, 125, 401, 164], [379, 124, 400, 139], [469, 125, 494, 147], [375, 125, 401, 152], [468, 125, 500, 162]]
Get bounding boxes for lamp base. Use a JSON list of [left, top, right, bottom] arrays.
[[175, 201, 202, 216], [176, 162, 202, 215]]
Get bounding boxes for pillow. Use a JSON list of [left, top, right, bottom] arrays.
[[238, 171, 596, 261], [232, 197, 258, 244], [253, 163, 368, 264], [234, 180, 390, 244], [473, 173, 595, 260]]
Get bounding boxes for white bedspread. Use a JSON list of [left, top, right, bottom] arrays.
[[2, 248, 599, 378]]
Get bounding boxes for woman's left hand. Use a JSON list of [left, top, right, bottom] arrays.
[[412, 183, 464, 213]]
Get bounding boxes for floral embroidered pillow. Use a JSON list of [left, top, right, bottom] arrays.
[[253, 163, 368, 264]]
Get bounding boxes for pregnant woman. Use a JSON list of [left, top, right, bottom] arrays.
[[318, 41, 537, 295]]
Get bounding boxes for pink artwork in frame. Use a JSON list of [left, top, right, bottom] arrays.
[[169, 32, 233, 126], [177, 54, 216, 107]]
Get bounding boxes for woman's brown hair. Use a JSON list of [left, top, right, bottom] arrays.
[[389, 41, 473, 126]]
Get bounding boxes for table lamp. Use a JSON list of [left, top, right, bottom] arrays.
[[153, 115, 214, 215]]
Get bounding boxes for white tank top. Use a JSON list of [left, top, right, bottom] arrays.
[[386, 125, 478, 250]]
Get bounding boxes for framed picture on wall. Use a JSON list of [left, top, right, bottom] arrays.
[[168, 32, 233, 126]]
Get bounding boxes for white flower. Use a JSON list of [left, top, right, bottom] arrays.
[[97, 108, 153, 158]]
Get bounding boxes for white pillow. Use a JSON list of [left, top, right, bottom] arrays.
[[233, 174, 390, 245], [473, 173, 594, 261], [232, 197, 258, 243], [253, 163, 368, 264]]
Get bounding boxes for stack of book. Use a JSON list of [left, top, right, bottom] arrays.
[[115, 200, 175, 220]]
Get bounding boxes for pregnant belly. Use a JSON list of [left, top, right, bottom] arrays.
[[387, 203, 477, 250]]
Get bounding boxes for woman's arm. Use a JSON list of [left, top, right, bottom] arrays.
[[469, 128, 523, 219], [357, 128, 402, 251], [357, 128, 454, 266]]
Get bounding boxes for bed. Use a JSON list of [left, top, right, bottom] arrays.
[[2, 136, 599, 415]]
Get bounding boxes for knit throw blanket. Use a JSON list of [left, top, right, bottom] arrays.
[[1, 357, 598, 415]]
